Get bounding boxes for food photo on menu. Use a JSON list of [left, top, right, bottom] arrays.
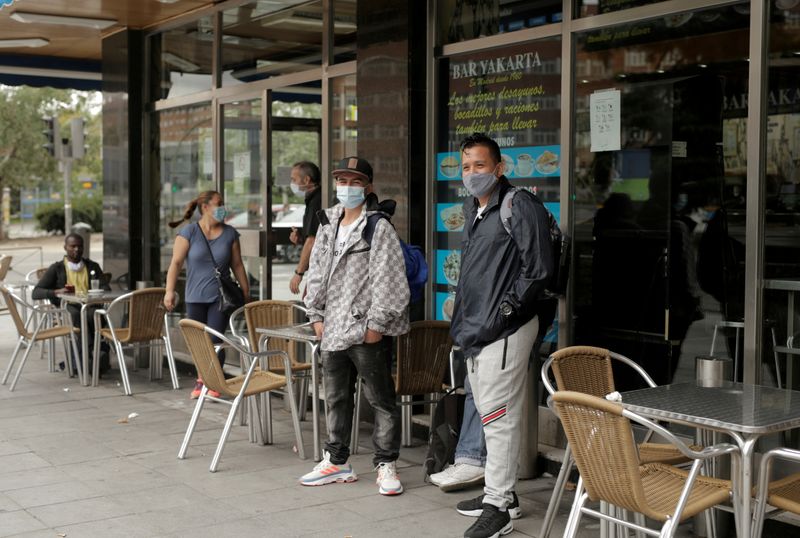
[[436, 249, 461, 287], [436, 292, 456, 321], [438, 203, 466, 232]]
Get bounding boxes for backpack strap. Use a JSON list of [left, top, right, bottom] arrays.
[[316, 209, 330, 227], [500, 187, 518, 236], [363, 213, 388, 247]]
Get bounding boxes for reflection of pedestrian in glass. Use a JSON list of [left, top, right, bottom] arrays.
[[288, 161, 321, 295], [164, 191, 250, 398]]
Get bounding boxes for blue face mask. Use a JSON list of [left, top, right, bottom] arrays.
[[336, 185, 366, 209], [211, 206, 227, 222]]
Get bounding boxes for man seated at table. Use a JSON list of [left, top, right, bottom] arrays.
[[32, 233, 110, 375]]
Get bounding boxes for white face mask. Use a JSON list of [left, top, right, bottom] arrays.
[[336, 185, 366, 209], [290, 182, 304, 196]]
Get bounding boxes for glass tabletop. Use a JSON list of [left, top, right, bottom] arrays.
[[59, 290, 128, 304], [622, 382, 800, 434], [255, 324, 318, 343]]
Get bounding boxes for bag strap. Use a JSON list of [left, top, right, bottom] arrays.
[[196, 223, 222, 276]]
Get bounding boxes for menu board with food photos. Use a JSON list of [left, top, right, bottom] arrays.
[[434, 39, 562, 323]]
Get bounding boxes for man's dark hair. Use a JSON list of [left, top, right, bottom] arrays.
[[65, 233, 84, 245], [293, 161, 321, 186], [460, 132, 501, 165]]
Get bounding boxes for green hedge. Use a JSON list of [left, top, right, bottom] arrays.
[[35, 197, 103, 233]]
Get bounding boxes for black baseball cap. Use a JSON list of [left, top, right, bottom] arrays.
[[333, 156, 373, 182]]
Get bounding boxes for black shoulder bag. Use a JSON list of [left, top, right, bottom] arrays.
[[196, 223, 245, 314]]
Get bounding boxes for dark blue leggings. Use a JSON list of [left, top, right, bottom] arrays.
[[186, 300, 230, 367]]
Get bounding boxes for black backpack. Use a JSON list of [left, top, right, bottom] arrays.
[[500, 187, 570, 298], [423, 387, 466, 480]]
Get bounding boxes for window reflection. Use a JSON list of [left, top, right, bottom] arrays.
[[437, 0, 561, 46], [221, 0, 323, 86], [151, 17, 214, 100], [573, 4, 751, 387], [763, 1, 800, 389], [157, 104, 214, 311]]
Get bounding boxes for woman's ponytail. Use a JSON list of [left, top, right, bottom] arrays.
[[168, 190, 220, 229]]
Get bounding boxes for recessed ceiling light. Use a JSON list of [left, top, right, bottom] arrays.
[[581, 79, 589, 84], [698, 63, 708, 68], [656, 69, 665, 74], [618, 74, 627, 78], [10, 11, 117, 29], [0, 37, 49, 48], [155, 0, 181, 4]]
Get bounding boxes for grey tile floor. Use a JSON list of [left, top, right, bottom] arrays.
[[0, 318, 792, 537]]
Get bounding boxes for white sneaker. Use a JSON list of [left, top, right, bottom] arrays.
[[429, 463, 485, 492], [376, 461, 403, 495], [299, 451, 358, 486]]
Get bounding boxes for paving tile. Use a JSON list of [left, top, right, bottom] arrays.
[[0, 442, 28, 457], [0, 510, 48, 537], [26, 497, 133, 527], [164, 516, 272, 538], [144, 501, 250, 535], [56, 514, 162, 538], [0, 492, 21, 513], [4, 481, 102, 509], [254, 503, 369, 536], [107, 484, 216, 514], [0, 453, 52, 474], [0, 466, 73, 492]]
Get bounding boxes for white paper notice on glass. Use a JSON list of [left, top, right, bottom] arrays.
[[590, 89, 621, 152], [233, 151, 250, 194]]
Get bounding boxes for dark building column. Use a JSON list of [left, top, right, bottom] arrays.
[[357, 0, 427, 248], [101, 30, 146, 288]]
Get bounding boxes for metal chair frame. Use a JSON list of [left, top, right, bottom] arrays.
[[92, 288, 179, 395], [554, 391, 739, 538], [228, 301, 312, 445], [0, 285, 81, 390], [177, 320, 305, 471], [752, 447, 800, 538]]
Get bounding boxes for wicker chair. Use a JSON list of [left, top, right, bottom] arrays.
[[177, 319, 305, 471], [92, 287, 179, 395], [350, 321, 452, 453], [0, 255, 12, 281], [553, 391, 738, 538], [752, 447, 800, 538], [539, 345, 703, 538], [0, 285, 80, 390], [229, 300, 312, 444]]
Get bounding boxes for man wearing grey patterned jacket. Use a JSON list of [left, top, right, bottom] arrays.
[[299, 156, 410, 496]]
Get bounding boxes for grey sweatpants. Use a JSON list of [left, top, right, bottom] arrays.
[[467, 315, 538, 510]]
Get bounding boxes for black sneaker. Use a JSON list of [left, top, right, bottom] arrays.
[[457, 492, 521, 520], [463, 503, 513, 538]]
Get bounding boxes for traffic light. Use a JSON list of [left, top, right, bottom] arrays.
[[70, 117, 87, 160], [42, 117, 60, 158]]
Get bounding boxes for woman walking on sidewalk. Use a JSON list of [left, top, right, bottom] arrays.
[[163, 190, 249, 398]]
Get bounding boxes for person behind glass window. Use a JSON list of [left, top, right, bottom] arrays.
[[288, 161, 322, 295]]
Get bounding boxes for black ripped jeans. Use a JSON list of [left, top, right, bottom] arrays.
[[322, 338, 401, 467]]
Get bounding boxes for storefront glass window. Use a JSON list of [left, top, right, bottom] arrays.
[[762, 1, 800, 389], [437, 0, 561, 46], [157, 104, 214, 311], [150, 16, 214, 101], [434, 36, 562, 352], [331, 74, 358, 191], [221, 0, 323, 87], [575, 0, 666, 18], [572, 4, 750, 387]]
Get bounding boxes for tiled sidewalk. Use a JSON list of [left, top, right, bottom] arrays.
[[0, 317, 740, 538]]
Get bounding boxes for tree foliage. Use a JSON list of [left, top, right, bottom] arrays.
[[0, 86, 102, 238]]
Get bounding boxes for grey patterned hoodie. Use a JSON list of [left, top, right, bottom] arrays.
[[304, 193, 410, 352]]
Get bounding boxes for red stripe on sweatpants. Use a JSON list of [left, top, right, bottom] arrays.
[[481, 406, 506, 425]]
